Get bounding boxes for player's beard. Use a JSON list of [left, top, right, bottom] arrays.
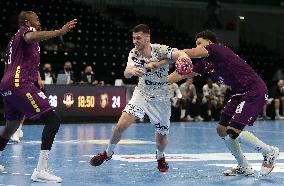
[[135, 44, 145, 53]]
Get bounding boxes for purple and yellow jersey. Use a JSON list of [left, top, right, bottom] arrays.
[[193, 43, 266, 93], [0, 26, 40, 90]]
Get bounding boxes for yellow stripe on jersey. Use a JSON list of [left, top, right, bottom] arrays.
[[26, 92, 41, 113], [14, 66, 20, 87]]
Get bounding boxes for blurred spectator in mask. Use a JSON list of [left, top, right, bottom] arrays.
[[59, 60, 76, 84], [40, 63, 56, 84], [80, 65, 104, 85]]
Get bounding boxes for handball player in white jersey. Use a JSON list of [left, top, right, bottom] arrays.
[[90, 24, 191, 172]]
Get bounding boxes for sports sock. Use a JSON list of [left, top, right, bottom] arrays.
[[275, 109, 280, 116], [156, 149, 164, 160], [36, 150, 49, 170], [223, 136, 249, 167], [106, 144, 116, 156], [236, 131, 272, 155]]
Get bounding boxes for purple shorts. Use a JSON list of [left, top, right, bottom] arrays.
[[1, 84, 52, 121], [221, 85, 268, 126]]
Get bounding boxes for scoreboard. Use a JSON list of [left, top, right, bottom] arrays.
[[45, 85, 126, 117]]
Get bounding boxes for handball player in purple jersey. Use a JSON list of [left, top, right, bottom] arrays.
[[0, 11, 77, 182], [146, 30, 279, 176], [182, 30, 279, 176]]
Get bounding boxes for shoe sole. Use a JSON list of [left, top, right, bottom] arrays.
[[223, 172, 254, 177], [31, 178, 62, 183]]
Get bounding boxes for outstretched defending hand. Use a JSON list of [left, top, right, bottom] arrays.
[[61, 19, 77, 34]]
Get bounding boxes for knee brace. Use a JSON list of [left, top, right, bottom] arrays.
[[226, 129, 239, 140]]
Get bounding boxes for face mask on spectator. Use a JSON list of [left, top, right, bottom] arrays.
[[65, 67, 72, 72], [44, 68, 51, 73], [86, 72, 92, 75]]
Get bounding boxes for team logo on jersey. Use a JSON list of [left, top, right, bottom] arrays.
[[100, 93, 109, 108], [63, 93, 74, 108]]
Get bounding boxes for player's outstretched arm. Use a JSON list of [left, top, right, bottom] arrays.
[[183, 46, 208, 58], [124, 66, 145, 79], [171, 49, 189, 61], [24, 19, 77, 43], [168, 71, 201, 84]]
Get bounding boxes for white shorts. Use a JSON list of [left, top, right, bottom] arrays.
[[123, 91, 171, 135]]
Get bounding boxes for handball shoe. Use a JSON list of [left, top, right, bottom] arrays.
[[90, 151, 113, 167], [260, 146, 279, 176], [157, 157, 169, 172], [31, 168, 62, 183], [223, 165, 254, 176]]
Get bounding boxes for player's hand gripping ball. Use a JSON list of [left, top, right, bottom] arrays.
[[175, 57, 193, 75]]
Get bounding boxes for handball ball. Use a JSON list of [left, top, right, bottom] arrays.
[[175, 57, 193, 75]]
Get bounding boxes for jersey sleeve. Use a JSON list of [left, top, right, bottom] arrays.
[[204, 44, 215, 57], [155, 44, 174, 59], [21, 26, 36, 41], [127, 49, 137, 67]]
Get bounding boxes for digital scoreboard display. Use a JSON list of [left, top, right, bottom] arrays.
[[45, 85, 126, 117]]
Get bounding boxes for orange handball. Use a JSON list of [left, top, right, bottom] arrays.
[[175, 57, 193, 75]]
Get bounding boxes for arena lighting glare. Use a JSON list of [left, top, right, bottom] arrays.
[[239, 16, 245, 20]]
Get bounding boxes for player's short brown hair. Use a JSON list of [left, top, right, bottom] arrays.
[[195, 30, 217, 43], [132, 24, 150, 34], [18, 11, 35, 26]]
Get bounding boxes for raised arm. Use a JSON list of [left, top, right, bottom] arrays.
[[183, 46, 209, 58], [24, 19, 77, 43]]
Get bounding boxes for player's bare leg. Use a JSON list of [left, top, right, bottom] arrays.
[[156, 132, 169, 172], [0, 119, 22, 172], [90, 112, 137, 166]]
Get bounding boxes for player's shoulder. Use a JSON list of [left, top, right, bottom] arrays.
[[205, 43, 224, 49], [129, 48, 139, 56], [151, 43, 169, 49], [18, 25, 36, 33]]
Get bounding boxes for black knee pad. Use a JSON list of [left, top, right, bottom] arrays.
[[40, 110, 61, 133], [226, 129, 239, 140]]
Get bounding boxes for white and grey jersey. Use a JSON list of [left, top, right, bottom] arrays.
[[127, 43, 174, 100], [127, 44, 174, 100]]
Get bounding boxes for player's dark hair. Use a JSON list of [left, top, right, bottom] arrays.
[[132, 24, 150, 34], [18, 11, 34, 27], [195, 30, 217, 43]]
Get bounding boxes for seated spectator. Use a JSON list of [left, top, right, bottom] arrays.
[[58, 61, 76, 84], [202, 78, 220, 120], [180, 78, 203, 122], [270, 79, 284, 120], [80, 65, 104, 85], [168, 82, 182, 121], [40, 63, 56, 84], [272, 67, 284, 83]]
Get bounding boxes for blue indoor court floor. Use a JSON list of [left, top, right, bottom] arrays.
[[1, 120, 284, 186]]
